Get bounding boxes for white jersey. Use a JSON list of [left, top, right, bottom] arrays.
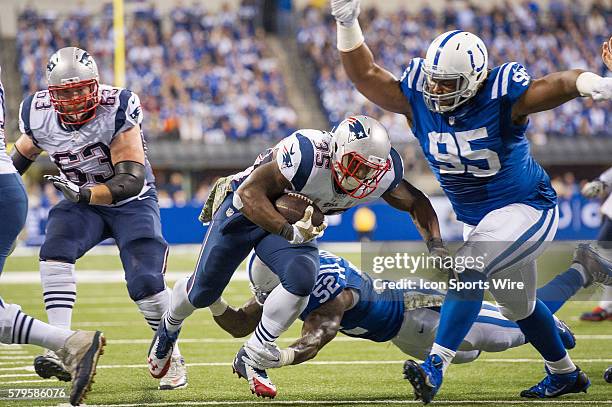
[[0, 69, 17, 174], [233, 129, 404, 214], [18, 84, 155, 203]]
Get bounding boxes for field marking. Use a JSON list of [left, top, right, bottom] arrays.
[[36, 400, 612, 407], [3, 358, 610, 373], [0, 379, 54, 384], [0, 373, 38, 378]]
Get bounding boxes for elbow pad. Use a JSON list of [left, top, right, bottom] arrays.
[[10, 147, 34, 175], [105, 161, 145, 203]]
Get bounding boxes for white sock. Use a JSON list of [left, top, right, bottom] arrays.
[[164, 277, 196, 333], [571, 263, 589, 287], [40, 261, 76, 330], [430, 343, 456, 373], [136, 289, 170, 331], [546, 353, 576, 374], [247, 285, 308, 349], [600, 286, 612, 313], [0, 302, 72, 350]]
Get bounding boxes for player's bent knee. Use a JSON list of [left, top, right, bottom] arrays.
[[498, 300, 536, 322], [39, 241, 78, 264], [126, 273, 166, 302], [280, 254, 318, 297]]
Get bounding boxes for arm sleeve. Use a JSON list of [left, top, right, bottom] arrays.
[[114, 90, 143, 137], [274, 132, 314, 192]]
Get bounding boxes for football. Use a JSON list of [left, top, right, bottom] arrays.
[[274, 192, 324, 226]]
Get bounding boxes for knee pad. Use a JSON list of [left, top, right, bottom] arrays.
[[0, 303, 21, 344], [122, 238, 168, 301], [279, 254, 318, 297], [40, 240, 79, 264], [497, 300, 536, 322]]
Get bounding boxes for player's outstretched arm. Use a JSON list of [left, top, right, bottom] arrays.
[[211, 297, 263, 338], [513, 35, 612, 122], [382, 179, 443, 247], [11, 134, 42, 174], [283, 289, 352, 365], [332, 0, 411, 116]]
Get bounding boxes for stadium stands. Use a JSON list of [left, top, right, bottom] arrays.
[[297, 0, 611, 142]]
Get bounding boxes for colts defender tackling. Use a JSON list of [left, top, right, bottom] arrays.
[[332, 0, 612, 403], [148, 115, 448, 398], [10, 47, 187, 390]]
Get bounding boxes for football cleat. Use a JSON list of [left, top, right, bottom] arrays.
[[147, 322, 180, 379], [34, 349, 72, 382], [554, 318, 576, 350], [580, 306, 612, 321], [403, 354, 443, 404], [56, 330, 106, 406], [232, 346, 277, 399], [572, 243, 612, 286], [159, 355, 188, 390], [520, 366, 590, 398]]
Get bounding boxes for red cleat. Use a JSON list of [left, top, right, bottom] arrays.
[[580, 307, 612, 322]]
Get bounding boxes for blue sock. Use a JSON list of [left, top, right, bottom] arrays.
[[516, 299, 567, 362], [433, 269, 486, 351], [536, 267, 584, 314]]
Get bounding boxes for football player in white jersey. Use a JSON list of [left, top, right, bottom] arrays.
[[148, 115, 448, 398], [0, 65, 104, 406], [10, 47, 186, 390], [332, 0, 612, 401], [579, 167, 612, 321]]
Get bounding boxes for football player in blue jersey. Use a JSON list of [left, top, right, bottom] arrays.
[[209, 249, 608, 376], [0, 65, 104, 406], [11, 47, 187, 390], [148, 115, 448, 398], [331, 0, 612, 402]]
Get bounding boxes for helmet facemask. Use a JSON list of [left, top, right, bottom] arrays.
[[49, 78, 100, 125], [332, 151, 390, 199], [422, 68, 475, 113]]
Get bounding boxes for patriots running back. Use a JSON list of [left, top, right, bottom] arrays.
[[210, 248, 611, 372], [148, 115, 447, 399], [333, 0, 612, 402], [10, 47, 186, 390]]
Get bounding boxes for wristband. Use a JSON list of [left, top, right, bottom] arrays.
[[208, 297, 229, 316], [279, 348, 296, 366], [79, 188, 92, 204], [337, 20, 365, 52], [576, 72, 601, 97], [426, 237, 444, 253], [279, 222, 294, 241]]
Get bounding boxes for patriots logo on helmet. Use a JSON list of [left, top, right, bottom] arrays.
[[79, 51, 94, 68], [130, 106, 141, 121], [281, 144, 295, 169], [347, 117, 369, 143]]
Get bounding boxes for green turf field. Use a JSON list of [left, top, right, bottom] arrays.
[[0, 248, 610, 407]]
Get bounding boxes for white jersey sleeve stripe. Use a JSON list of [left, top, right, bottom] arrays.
[[491, 63, 507, 100], [406, 58, 419, 89], [501, 62, 517, 97], [411, 59, 423, 90]]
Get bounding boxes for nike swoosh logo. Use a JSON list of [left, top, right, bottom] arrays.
[[137, 195, 151, 201], [544, 385, 566, 397]]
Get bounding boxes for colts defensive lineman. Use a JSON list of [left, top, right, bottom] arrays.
[[10, 47, 186, 390], [148, 115, 447, 398], [0, 65, 104, 406], [331, 0, 612, 402], [211, 248, 610, 371]]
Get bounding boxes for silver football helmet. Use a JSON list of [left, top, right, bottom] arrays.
[[246, 251, 280, 305], [46, 47, 100, 125], [330, 115, 391, 199]]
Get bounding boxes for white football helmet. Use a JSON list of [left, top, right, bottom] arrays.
[[422, 30, 488, 113], [330, 116, 391, 199], [46, 47, 100, 125], [247, 251, 280, 305]]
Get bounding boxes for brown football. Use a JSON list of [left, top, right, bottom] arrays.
[[274, 193, 325, 226]]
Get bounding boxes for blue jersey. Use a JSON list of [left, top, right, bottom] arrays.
[[400, 58, 556, 225], [299, 250, 405, 342]]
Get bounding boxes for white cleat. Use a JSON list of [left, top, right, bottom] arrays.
[[159, 355, 188, 390], [56, 330, 106, 406]]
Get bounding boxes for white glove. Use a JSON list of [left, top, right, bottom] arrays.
[[331, 0, 360, 27], [581, 180, 607, 198], [244, 341, 295, 369], [289, 206, 327, 244], [576, 72, 612, 101]]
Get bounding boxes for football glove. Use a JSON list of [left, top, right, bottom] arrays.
[[581, 180, 607, 198], [44, 175, 91, 204], [288, 206, 327, 244], [244, 341, 294, 369], [331, 0, 361, 27], [427, 238, 456, 277]]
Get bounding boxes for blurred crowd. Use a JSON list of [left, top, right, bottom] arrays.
[[297, 0, 611, 142], [16, 1, 297, 142]]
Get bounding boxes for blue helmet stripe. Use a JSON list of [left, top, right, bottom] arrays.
[[433, 30, 463, 67]]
